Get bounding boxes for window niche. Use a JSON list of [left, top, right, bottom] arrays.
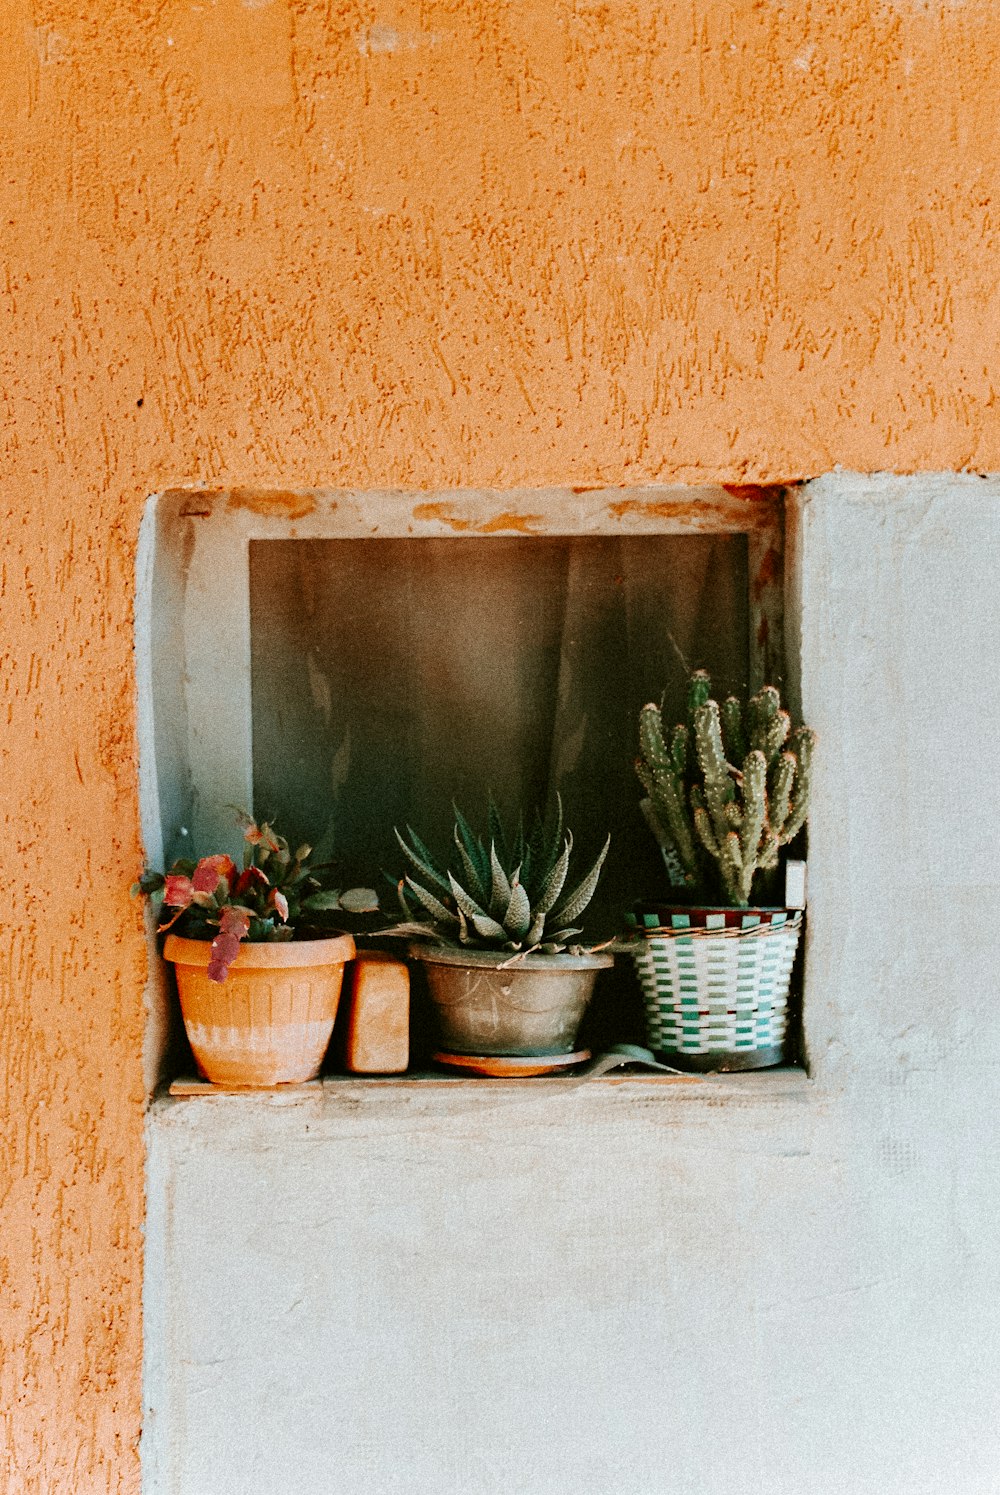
[[137, 487, 789, 1084]]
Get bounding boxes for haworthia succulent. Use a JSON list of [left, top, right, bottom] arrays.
[[390, 797, 609, 952]]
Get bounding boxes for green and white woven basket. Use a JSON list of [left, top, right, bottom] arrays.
[[627, 909, 803, 1071]]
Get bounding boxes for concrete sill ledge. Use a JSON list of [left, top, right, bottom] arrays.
[[162, 1065, 811, 1106]]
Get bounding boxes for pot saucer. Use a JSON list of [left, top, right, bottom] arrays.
[[432, 1049, 591, 1078]]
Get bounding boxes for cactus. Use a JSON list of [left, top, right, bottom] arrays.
[[636, 671, 815, 907], [389, 796, 610, 954]]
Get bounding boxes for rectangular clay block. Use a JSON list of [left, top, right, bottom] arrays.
[[343, 952, 410, 1073]]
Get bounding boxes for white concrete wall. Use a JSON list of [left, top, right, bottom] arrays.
[[143, 474, 1000, 1494]]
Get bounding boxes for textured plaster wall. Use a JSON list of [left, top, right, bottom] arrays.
[[2, 0, 1000, 1488], [146, 476, 1000, 1494]]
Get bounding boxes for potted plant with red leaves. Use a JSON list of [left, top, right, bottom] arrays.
[[134, 817, 377, 1087]]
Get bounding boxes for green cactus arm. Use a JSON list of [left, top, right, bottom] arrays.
[[718, 831, 746, 905], [769, 752, 796, 836], [739, 749, 768, 866], [747, 685, 780, 748], [721, 696, 748, 765], [639, 702, 671, 771], [691, 787, 720, 858], [724, 801, 743, 831], [758, 832, 780, 870], [694, 700, 736, 842], [779, 728, 816, 844], [759, 710, 791, 765], [671, 724, 689, 776], [688, 670, 712, 715], [650, 766, 699, 873]]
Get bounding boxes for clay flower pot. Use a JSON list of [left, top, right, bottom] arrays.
[[164, 932, 355, 1087], [411, 944, 613, 1057]]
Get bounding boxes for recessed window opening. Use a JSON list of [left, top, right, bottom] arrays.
[[137, 487, 788, 1080]]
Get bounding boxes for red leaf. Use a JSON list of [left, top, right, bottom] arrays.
[[207, 930, 242, 982], [207, 905, 252, 981], [163, 874, 194, 908], [193, 854, 237, 895], [234, 865, 269, 897]]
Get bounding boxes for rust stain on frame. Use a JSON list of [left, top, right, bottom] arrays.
[[412, 502, 542, 534], [228, 489, 318, 521]]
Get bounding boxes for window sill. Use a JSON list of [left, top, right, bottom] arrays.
[[161, 1064, 811, 1106]]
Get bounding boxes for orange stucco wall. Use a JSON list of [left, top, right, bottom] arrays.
[[2, 1, 999, 1488]]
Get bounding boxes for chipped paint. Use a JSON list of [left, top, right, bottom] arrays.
[[227, 489, 318, 521], [411, 502, 542, 534]]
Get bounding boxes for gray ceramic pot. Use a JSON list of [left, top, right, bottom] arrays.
[[411, 945, 614, 1057]]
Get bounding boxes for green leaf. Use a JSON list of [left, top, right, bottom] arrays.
[[470, 910, 507, 942], [404, 876, 459, 926], [452, 824, 488, 904], [548, 834, 610, 927], [533, 836, 570, 916], [489, 841, 512, 920], [447, 872, 489, 923], [502, 880, 532, 941], [301, 890, 346, 911], [488, 795, 510, 869], [394, 826, 450, 896], [338, 887, 379, 913]]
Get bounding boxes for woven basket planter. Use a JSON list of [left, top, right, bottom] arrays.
[[626, 908, 802, 1071]]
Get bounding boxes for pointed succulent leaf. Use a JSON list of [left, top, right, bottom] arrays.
[[526, 910, 547, 945], [489, 841, 513, 919], [534, 836, 571, 915], [453, 805, 490, 890], [502, 880, 532, 941], [404, 876, 459, 926], [470, 910, 508, 942], [447, 871, 490, 923], [544, 928, 583, 945], [394, 826, 451, 896], [488, 795, 510, 869], [548, 834, 610, 927], [453, 825, 488, 904]]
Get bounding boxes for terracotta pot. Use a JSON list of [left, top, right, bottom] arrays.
[[411, 944, 614, 1057], [164, 933, 355, 1087]]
